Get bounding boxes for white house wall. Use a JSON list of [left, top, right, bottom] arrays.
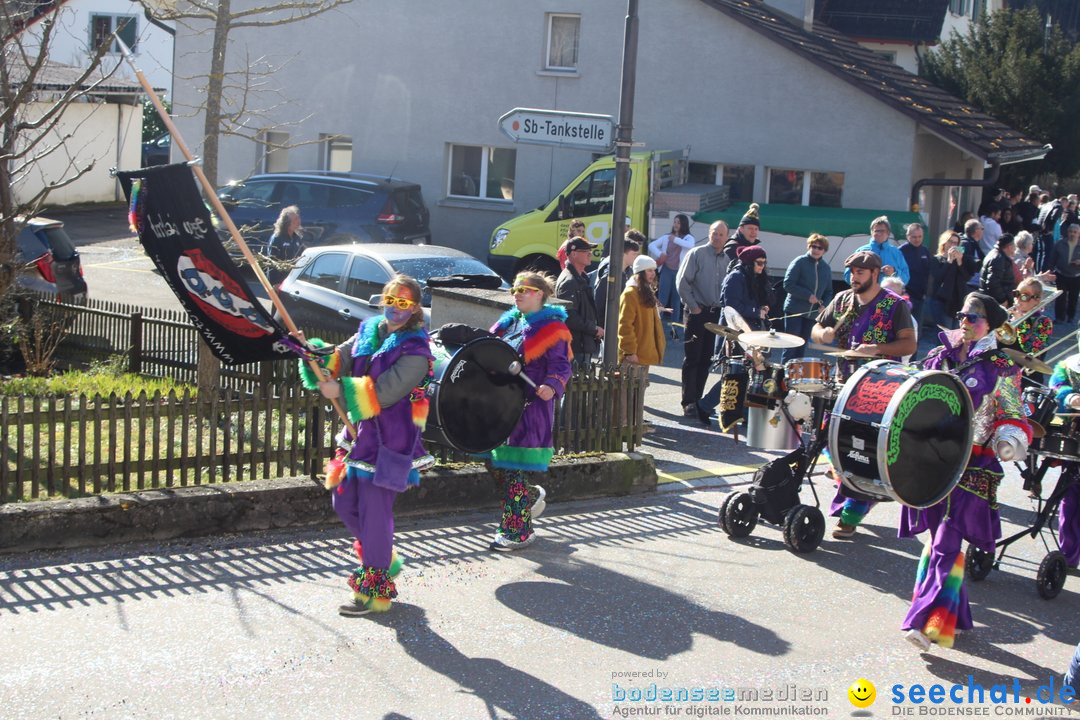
[[172, 0, 946, 259], [13, 101, 141, 206]]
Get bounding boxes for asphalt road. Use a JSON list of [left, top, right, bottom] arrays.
[[8, 205, 1076, 718]]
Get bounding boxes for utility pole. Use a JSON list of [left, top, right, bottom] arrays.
[[602, 0, 639, 366]]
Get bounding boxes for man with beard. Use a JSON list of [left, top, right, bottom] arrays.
[[724, 204, 761, 271], [811, 251, 917, 539]]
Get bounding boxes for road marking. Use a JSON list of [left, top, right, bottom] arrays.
[[656, 462, 758, 485], [84, 258, 150, 268]]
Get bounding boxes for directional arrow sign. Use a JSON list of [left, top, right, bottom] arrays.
[[498, 108, 615, 152]]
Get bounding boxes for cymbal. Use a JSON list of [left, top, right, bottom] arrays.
[[703, 322, 742, 339], [1029, 420, 1047, 439], [1001, 348, 1053, 375], [825, 349, 877, 359], [738, 329, 806, 350]]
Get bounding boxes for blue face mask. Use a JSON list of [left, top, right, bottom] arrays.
[[384, 305, 413, 325]]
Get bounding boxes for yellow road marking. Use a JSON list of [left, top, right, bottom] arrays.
[[656, 462, 758, 485]]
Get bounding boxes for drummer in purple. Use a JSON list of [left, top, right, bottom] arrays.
[[811, 251, 917, 539], [1046, 345, 1080, 569], [900, 292, 1030, 651]]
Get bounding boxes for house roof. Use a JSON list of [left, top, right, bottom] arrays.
[[698, 0, 1048, 165], [813, 0, 949, 44], [11, 60, 146, 96]]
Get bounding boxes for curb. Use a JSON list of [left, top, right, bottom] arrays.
[[0, 453, 656, 553]]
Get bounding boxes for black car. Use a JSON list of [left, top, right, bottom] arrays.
[[275, 243, 506, 334], [142, 134, 171, 167], [16, 217, 88, 300], [216, 171, 431, 250]]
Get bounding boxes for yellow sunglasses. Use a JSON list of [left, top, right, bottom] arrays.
[[382, 294, 417, 310], [510, 285, 541, 296]]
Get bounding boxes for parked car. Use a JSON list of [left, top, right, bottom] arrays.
[[216, 172, 431, 251], [142, 133, 171, 167], [275, 243, 506, 334], [16, 217, 87, 300]]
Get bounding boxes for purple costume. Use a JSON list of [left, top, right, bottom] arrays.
[[1047, 354, 1080, 568], [898, 332, 1029, 647], [820, 288, 911, 527], [485, 305, 573, 545], [300, 317, 434, 611]]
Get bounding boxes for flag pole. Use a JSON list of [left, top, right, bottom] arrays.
[[116, 39, 357, 438]]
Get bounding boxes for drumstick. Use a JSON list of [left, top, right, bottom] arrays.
[[507, 361, 538, 389]]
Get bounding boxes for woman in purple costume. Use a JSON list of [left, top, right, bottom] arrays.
[[899, 292, 1031, 651], [300, 274, 435, 617], [1047, 348, 1080, 568]]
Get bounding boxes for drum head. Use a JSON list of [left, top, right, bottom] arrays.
[[426, 337, 525, 454]]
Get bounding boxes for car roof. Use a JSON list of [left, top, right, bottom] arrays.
[[236, 172, 420, 191], [302, 243, 475, 261], [16, 215, 63, 230]]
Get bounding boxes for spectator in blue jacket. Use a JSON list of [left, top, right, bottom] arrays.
[[845, 216, 910, 287], [782, 233, 833, 361], [899, 222, 932, 326]]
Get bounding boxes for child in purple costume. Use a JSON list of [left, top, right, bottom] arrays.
[[1047, 351, 1080, 568], [300, 274, 435, 616], [899, 292, 1030, 651]]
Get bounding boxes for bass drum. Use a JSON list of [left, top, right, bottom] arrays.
[[828, 360, 973, 508], [424, 337, 525, 454]]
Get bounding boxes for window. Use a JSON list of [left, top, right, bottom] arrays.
[[258, 130, 289, 173], [873, 50, 897, 64], [767, 168, 844, 207], [688, 162, 755, 203], [447, 144, 516, 201], [545, 14, 580, 71], [948, 0, 970, 15], [275, 181, 329, 209], [90, 14, 137, 53], [345, 256, 389, 300], [320, 134, 353, 172], [220, 180, 275, 209], [566, 167, 616, 218], [299, 252, 347, 291]]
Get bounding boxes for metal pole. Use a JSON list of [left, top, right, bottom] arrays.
[[602, 0, 639, 366]]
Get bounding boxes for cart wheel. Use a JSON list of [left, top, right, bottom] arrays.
[[966, 545, 994, 582], [722, 492, 758, 538], [782, 504, 825, 553], [1036, 551, 1068, 600], [718, 494, 733, 534]]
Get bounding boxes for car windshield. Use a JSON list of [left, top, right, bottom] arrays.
[[388, 256, 504, 305]]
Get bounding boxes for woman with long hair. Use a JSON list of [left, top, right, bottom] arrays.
[[617, 255, 666, 368], [928, 230, 971, 329], [648, 213, 696, 338], [300, 274, 435, 616], [484, 271, 573, 551]]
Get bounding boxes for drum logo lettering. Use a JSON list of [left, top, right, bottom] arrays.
[[450, 361, 467, 384], [847, 449, 871, 464], [845, 378, 895, 417], [886, 384, 962, 466]]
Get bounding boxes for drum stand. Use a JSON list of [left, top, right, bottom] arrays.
[[967, 454, 1076, 599], [718, 399, 830, 553]]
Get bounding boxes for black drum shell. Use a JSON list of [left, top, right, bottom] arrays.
[[827, 360, 974, 508], [424, 337, 525, 454], [1031, 433, 1080, 461], [746, 364, 785, 409]]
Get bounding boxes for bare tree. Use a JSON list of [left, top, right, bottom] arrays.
[[139, 0, 353, 188], [0, 2, 116, 297]]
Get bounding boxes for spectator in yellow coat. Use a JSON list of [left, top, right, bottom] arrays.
[[618, 255, 667, 368]]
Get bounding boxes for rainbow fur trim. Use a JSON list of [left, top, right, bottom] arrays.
[[298, 338, 341, 389], [918, 545, 965, 649], [340, 376, 380, 423], [324, 447, 348, 489], [490, 445, 555, 472], [491, 305, 574, 363], [351, 542, 403, 578], [411, 395, 430, 430], [351, 316, 430, 359], [127, 179, 142, 233], [347, 566, 397, 610], [839, 499, 873, 527]]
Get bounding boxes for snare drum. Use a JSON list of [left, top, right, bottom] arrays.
[[746, 364, 785, 409], [827, 360, 974, 508], [784, 357, 831, 393], [1031, 433, 1080, 461], [1022, 386, 1056, 438]]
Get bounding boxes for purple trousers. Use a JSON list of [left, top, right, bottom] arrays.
[[332, 473, 397, 569], [1061, 482, 1080, 568]]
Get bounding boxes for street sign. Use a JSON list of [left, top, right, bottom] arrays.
[[498, 108, 615, 152]]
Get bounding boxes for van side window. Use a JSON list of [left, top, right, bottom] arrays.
[[345, 255, 390, 300], [328, 186, 374, 210], [567, 167, 616, 218], [299, 252, 347, 290], [277, 181, 330, 209]]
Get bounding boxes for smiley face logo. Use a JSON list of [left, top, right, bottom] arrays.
[[848, 678, 876, 708]]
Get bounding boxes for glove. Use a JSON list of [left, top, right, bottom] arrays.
[[993, 423, 1029, 462]]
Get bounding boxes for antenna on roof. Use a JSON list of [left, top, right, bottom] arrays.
[[386, 161, 398, 183]]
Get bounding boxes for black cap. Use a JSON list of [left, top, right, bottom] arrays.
[[565, 237, 598, 253]]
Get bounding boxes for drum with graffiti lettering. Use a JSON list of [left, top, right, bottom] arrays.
[[827, 360, 974, 508]]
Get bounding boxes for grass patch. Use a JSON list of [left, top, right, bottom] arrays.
[[0, 357, 195, 398]]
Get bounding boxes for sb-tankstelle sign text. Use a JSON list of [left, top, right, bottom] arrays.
[[499, 108, 615, 152]]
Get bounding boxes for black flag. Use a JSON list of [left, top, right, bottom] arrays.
[[117, 163, 294, 365]]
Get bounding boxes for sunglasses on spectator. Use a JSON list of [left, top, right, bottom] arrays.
[[510, 285, 541, 296], [382, 294, 417, 310], [956, 312, 985, 324], [1013, 291, 1037, 302]]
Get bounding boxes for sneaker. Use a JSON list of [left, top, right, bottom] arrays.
[[528, 485, 547, 520], [339, 600, 375, 617], [490, 532, 537, 552], [904, 629, 932, 652], [832, 522, 857, 539]]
